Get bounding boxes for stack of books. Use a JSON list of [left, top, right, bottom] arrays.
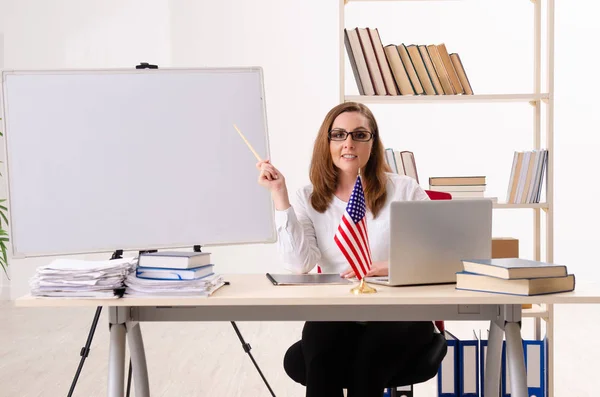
[[506, 149, 548, 204], [429, 176, 495, 201], [124, 251, 225, 296], [456, 258, 575, 296], [344, 27, 473, 96], [384, 149, 419, 182]]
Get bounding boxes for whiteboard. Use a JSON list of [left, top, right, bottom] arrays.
[[1, 68, 275, 257]]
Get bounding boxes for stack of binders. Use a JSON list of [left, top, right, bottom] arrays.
[[437, 330, 546, 397]]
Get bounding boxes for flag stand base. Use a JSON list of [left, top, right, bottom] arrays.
[[350, 279, 377, 294]]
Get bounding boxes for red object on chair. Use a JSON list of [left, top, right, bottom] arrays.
[[424, 190, 450, 334], [424, 190, 452, 200]]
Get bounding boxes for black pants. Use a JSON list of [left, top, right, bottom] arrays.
[[284, 321, 434, 397]]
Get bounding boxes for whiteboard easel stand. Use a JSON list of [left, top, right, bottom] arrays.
[[64, 62, 276, 397]]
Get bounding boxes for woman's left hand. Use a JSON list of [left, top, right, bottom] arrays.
[[340, 261, 388, 278]]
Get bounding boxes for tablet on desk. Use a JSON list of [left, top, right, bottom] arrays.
[[266, 273, 353, 285]]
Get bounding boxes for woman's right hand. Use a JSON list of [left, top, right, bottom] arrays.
[[256, 160, 291, 210]]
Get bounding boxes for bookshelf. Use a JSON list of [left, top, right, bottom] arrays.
[[339, 0, 555, 396], [345, 93, 550, 104]]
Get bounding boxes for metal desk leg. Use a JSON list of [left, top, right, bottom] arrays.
[[126, 322, 150, 397], [108, 323, 126, 397], [485, 319, 503, 397], [505, 322, 528, 397]]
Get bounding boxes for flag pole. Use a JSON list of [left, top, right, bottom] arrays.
[[350, 168, 377, 294]]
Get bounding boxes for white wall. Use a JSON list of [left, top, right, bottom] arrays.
[[168, 0, 340, 276], [0, 0, 171, 297], [2, 0, 600, 395], [0, 30, 7, 300]]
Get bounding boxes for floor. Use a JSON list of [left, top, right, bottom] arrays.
[[0, 301, 308, 397]]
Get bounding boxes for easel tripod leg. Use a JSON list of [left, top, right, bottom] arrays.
[[68, 306, 103, 397], [231, 321, 276, 397]]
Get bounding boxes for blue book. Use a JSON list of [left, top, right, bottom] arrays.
[[461, 258, 567, 279], [136, 264, 214, 280]]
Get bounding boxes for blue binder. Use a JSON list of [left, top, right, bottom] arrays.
[[478, 332, 488, 397], [458, 332, 479, 397], [501, 339, 545, 397], [438, 331, 459, 397]]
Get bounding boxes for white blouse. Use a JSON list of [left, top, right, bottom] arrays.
[[275, 173, 430, 274]]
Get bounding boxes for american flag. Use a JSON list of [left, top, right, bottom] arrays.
[[334, 175, 372, 280]]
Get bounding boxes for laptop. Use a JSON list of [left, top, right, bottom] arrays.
[[365, 200, 492, 287]]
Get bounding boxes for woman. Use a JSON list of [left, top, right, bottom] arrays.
[[257, 102, 435, 397]]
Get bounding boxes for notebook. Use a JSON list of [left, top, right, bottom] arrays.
[[266, 273, 352, 286]]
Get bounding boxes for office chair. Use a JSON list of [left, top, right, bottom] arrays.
[[284, 190, 451, 396]]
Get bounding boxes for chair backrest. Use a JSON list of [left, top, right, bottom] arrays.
[[424, 190, 452, 200]]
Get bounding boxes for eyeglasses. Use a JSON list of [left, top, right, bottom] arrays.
[[328, 129, 374, 142]]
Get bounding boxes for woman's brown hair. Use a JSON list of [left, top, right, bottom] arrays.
[[309, 102, 390, 218]]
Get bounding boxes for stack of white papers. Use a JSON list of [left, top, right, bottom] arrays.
[[124, 273, 226, 297], [30, 257, 137, 298]]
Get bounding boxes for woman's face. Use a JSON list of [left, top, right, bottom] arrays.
[[329, 111, 374, 175]]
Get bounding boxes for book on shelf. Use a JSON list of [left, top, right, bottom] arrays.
[[344, 27, 473, 96], [418, 45, 444, 95], [367, 28, 398, 95], [461, 258, 567, 279], [430, 185, 486, 192], [397, 43, 424, 95], [456, 271, 575, 296], [344, 28, 375, 95], [436, 43, 464, 94], [138, 251, 212, 269], [136, 264, 215, 281], [506, 149, 547, 204], [450, 197, 498, 203], [384, 149, 419, 182], [426, 44, 454, 95], [357, 28, 387, 95], [429, 176, 486, 186], [383, 45, 415, 95], [443, 190, 485, 198], [450, 53, 474, 95], [407, 44, 437, 95]]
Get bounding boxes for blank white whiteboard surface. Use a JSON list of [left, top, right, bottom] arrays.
[[2, 68, 275, 257]]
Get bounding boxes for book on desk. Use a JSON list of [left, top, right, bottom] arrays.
[[456, 258, 575, 296], [124, 251, 226, 296], [138, 251, 211, 269]]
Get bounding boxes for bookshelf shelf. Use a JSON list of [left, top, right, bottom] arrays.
[[346, 0, 461, 3], [523, 305, 549, 319], [493, 203, 549, 209], [341, 0, 555, 394], [345, 93, 550, 105]]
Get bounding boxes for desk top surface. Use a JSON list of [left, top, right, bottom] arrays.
[[15, 274, 600, 308]]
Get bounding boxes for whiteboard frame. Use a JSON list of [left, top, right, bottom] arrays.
[[1, 67, 276, 258]]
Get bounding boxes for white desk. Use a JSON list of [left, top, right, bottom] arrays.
[[16, 275, 600, 397]]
